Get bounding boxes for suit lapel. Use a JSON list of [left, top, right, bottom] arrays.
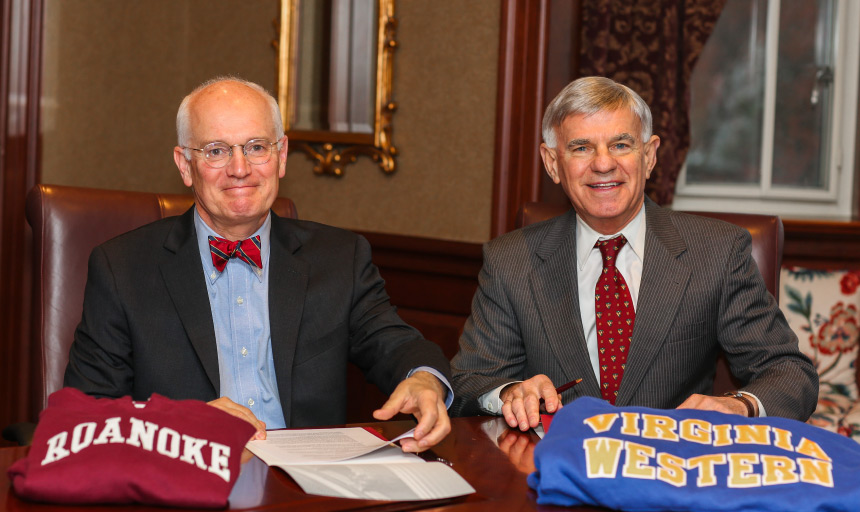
[[159, 209, 221, 393], [616, 199, 691, 405], [268, 214, 309, 427], [529, 210, 602, 396]]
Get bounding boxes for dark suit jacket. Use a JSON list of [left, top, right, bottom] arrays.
[[65, 208, 450, 427], [450, 200, 817, 420]]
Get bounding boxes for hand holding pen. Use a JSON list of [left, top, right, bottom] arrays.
[[500, 375, 582, 431]]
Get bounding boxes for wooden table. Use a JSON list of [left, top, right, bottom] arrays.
[[1, 416, 591, 512]]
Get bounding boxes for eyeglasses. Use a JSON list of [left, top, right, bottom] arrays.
[[185, 139, 278, 168]]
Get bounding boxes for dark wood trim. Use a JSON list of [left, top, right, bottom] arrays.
[[360, 231, 484, 265], [543, 0, 581, 100], [491, 0, 549, 238], [358, 231, 483, 315], [540, 0, 583, 207], [783, 219, 860, 270], [0, 0, 43, 435], [854, 84, 860, 219]]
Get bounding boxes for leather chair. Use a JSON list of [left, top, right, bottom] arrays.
[[2, 184, 296, 444], [515, 201, 785, 396]]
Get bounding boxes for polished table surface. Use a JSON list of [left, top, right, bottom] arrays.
[[1, 416, 599, 512]]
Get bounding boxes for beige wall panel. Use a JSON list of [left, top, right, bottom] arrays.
[[41, 0, 498, 242], [283, 1, 499, 242], [40, 0, 280, 194]]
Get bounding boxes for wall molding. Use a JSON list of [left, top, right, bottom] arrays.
[[360, 231, 482, 314], [783, 219, 860, 269], [491, 0, 549, 238], [0, 0, 43, 436]]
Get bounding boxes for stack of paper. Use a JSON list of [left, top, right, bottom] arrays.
[[247, 428, 475, 501]]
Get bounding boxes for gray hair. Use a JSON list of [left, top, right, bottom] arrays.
[[542, 76, 653, 148], [176, 76, 284, 160]]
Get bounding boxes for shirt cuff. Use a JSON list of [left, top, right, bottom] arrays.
[[408, 367, 454, 409], [740, 391, 767, 417], [478, 382, 521, 415]]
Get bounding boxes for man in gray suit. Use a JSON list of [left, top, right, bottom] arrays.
[[65, 77, 451, 452], [450, 76, 817, 430]]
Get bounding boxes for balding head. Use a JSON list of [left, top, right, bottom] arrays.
[[176, 77, 284, 157]]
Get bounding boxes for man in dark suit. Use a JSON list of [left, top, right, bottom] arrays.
[[65, 77, 451, 452], [450, 76, 817, 429]]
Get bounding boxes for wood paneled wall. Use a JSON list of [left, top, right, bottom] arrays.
[[0, 0, 42, 441], [491, 0, 548, 238], [783, 219, 860, 270], [345, 232, 482, 422]]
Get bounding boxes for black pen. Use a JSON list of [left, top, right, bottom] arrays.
[[555, 378, 583, 394]]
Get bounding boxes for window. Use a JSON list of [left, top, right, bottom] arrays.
[[672, 0, 859, 218]]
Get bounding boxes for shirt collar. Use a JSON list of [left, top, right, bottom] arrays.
[[575, 203, 646, 271], [194, 207, 271, 283]]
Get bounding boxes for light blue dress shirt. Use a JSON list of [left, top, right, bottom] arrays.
[[194, 210, 286, 429]]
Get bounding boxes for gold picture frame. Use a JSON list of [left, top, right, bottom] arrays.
[[278, 0, 397, 176]]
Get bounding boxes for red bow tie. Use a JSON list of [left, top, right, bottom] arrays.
[[208, 235, 262, 273]]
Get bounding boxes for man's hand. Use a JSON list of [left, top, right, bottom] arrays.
[[676, 394, 749, 416], [500, 374, 561, 431], [373, 371, 451, 453], [208, 397, 267, 440]]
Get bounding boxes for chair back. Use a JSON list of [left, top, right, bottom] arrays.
[[515, 201, 785, 395], [26, 184, 297, 412]]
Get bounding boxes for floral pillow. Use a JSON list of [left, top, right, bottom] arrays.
[[779, 267, 860, 418], [807, 387, 854, 434], [840, 399, 860, 442]]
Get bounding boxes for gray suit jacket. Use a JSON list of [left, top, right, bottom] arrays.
[[451, 200, 817, 420], [65, 208, 450, 427]]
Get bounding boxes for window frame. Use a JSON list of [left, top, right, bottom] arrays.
[[672, 0, 860, 218]]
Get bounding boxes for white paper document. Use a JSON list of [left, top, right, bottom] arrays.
[[247, 427, 475, 501]]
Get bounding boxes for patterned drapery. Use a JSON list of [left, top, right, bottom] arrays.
[[578, 0, 725, 205]]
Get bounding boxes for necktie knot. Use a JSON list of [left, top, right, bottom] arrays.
[[596, 235, 627, 268], [208, 235, 262, 273]]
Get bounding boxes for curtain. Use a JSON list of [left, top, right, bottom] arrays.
[[578, 0, 726, 205]]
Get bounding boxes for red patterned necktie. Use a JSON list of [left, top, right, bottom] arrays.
[[595, 235, 634, 405], [208, 235, 262, 273]]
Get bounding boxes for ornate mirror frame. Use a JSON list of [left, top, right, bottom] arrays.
[[278, 0, 397, 177]]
